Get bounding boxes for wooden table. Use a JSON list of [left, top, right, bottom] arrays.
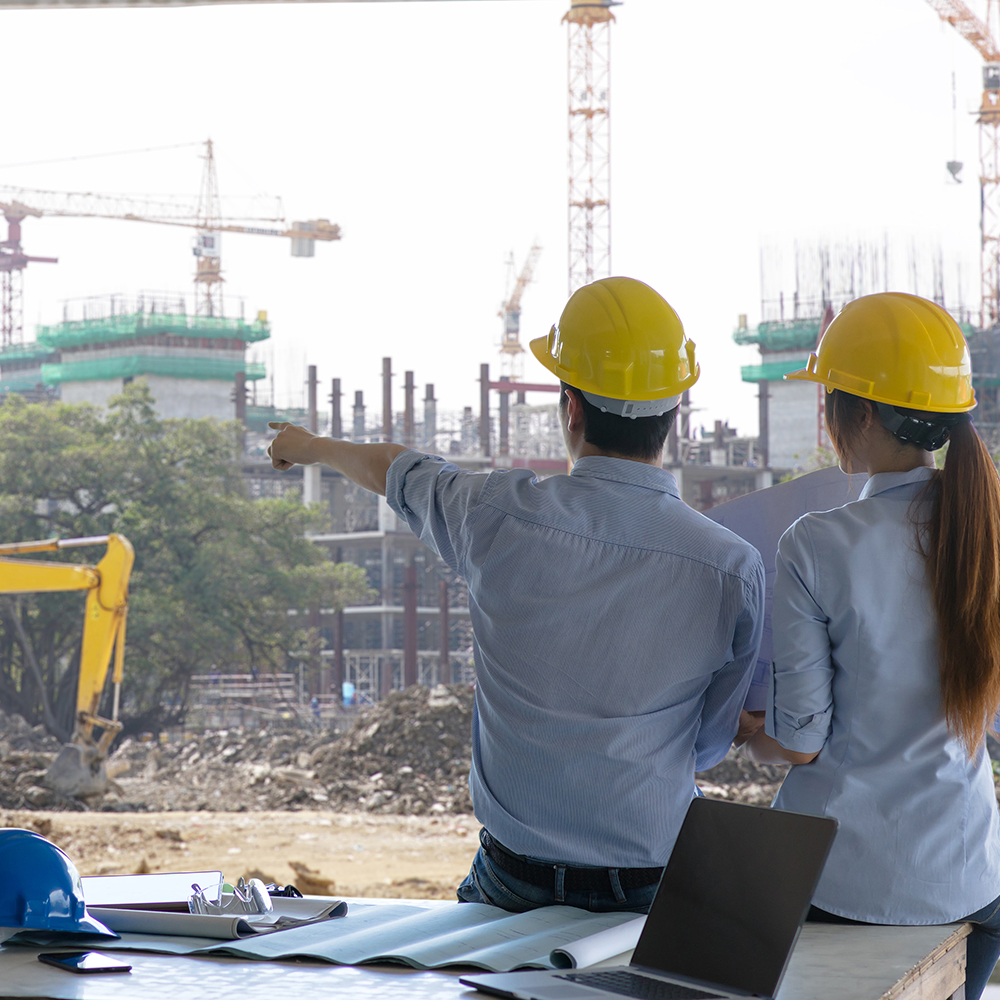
[[0, 919, 969, 1000]]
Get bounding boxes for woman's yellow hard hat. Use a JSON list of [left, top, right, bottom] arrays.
[[785, 292, 976, 413], [529, 276, 699, 418]]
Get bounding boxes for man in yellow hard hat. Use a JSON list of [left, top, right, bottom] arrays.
[[268, 276, 764, 912]]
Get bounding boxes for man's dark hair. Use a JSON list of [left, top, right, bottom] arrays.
[[560, 382, 677, 461]]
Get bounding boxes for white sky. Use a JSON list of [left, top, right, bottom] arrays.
[[0, 0, 989, 438]]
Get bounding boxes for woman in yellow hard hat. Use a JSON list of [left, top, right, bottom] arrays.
[[742, 292, 1000, 1000]]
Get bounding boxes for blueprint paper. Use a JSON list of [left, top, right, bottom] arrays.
[[706, 467, 867, 710], [197, 901, 639, 971], [89, 902, 642, 972]]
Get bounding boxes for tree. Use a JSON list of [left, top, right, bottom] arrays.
[[0, 383, 374, 736]]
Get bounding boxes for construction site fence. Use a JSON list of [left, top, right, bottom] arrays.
[[184, 653, 476, 729]]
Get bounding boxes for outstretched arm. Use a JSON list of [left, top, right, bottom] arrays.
[[267, 422, 405, 497]]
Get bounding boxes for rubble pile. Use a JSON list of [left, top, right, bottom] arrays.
[[0, 685, 477, 814], [696, 755, 788, 807], [12, 693, 981, 815], [0, 710, 85, 812]]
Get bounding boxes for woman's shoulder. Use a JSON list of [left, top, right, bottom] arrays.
[[779, 493, 901, 558]]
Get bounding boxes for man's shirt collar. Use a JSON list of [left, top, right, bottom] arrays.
[[569, 455, 681, 498]]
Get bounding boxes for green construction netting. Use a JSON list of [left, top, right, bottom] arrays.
[[0, 374, 46, 392], [37, 312, 271, 349], [0, 344, 57, 363], [740, 359, 810, 383], [733, 319, 823, 351], [247, 406, 309, 433], [41, 356, 266, 385]]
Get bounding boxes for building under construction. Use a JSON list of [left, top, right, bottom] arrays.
[[12, 294, 269, 419], [737, 240, 976, 472]]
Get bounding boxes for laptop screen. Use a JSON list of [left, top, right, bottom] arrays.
[[631, 798, 836, 997]]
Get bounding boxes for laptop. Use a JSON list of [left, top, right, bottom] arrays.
[[459, 797, 837, 1000]]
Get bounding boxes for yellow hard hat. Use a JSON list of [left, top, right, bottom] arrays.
[[785, 292, 975, 413], [529, 276, 698, 418]]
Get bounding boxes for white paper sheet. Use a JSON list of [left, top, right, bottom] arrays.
[[89, 908, 257, 939], [706, 466, 866, 710], [548, 915, 645, 968]]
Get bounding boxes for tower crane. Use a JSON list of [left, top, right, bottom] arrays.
[[0, 140, 341, 344], [498, 243, 543, 381], [925, 0, 1000, 327]]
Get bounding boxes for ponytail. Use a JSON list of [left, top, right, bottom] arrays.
[[924, 420, 1000, 756], [827, 389, 1000, 755]]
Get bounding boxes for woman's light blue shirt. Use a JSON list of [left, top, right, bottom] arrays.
[[767, 465, 1000, 923]]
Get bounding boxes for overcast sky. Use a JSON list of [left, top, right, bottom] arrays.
[[0, 0, 988, 438]]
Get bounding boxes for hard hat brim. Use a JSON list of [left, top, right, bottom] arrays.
[[528, 332, 699, 403], [785, 360, 976, 414]]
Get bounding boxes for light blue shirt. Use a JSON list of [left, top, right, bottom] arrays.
[[387, 450, 765, 868], [768, 466, 1000, 923]]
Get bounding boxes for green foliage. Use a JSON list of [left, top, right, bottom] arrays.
[[0, 383, 374, 735]]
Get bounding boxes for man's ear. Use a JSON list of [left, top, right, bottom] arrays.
[[564, 388, 585, 434]]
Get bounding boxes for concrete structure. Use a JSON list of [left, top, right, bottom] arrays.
[[5, 294, 268, 420]]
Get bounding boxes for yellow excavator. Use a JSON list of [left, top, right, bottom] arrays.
[[0, 534, 134, 798]]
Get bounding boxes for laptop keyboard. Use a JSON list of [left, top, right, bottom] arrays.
[[556, 971, 723, 999]]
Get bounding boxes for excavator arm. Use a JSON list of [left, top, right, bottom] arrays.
[[0, 534, 134, 797]]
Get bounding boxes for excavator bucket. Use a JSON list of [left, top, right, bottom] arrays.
[[46, 742, 108, 799]]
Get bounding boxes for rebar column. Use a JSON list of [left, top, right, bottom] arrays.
[[382, 357, 393, 443]]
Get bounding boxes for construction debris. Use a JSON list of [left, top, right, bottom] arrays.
[[7, 693, 992, 815]]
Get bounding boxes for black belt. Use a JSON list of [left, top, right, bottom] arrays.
[[480, 829, 663, 893]]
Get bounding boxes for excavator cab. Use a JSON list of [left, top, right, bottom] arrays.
[[0, 534, 134, 799]]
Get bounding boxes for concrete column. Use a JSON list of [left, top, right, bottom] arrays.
[[498, 376, 510, 457], [307, 365, 318, 433], [353, 391, 366, 442], [330, 379, 342, 439], [403, 371, 415, 448], [424, 384, 437, 452], [333, 608, 345, 702], [480, 363, 491, 457], [382, 357, 393, 443], [758, 380, 770, 468], [403, 559, 418, 688], [439, 578, 450, 686], [304, 365, 321, 504], [234, 371, 247, 455]]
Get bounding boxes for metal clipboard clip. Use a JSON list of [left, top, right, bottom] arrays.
[[189, 877, 274, 918]]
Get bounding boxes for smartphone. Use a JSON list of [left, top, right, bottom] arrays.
[[38, 951, 132, 975]]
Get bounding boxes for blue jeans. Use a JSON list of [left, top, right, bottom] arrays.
[[456, 832, 659, 914], [809, 895, 1000, 1000]]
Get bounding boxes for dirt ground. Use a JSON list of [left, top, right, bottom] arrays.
[[0, 810, 483, 900]]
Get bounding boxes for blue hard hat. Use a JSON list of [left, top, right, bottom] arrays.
[[0, 829, 113, 937]]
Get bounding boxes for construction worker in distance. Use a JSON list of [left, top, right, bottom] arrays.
[[739, 293, 1000, 1000], [268, 276, 765, 912]]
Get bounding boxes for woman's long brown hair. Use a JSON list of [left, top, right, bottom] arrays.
[[826, 389, 1000, 756]]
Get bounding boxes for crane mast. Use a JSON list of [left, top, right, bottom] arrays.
[[926, 0, 1000, 326], [564, 0, 617, 296]]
